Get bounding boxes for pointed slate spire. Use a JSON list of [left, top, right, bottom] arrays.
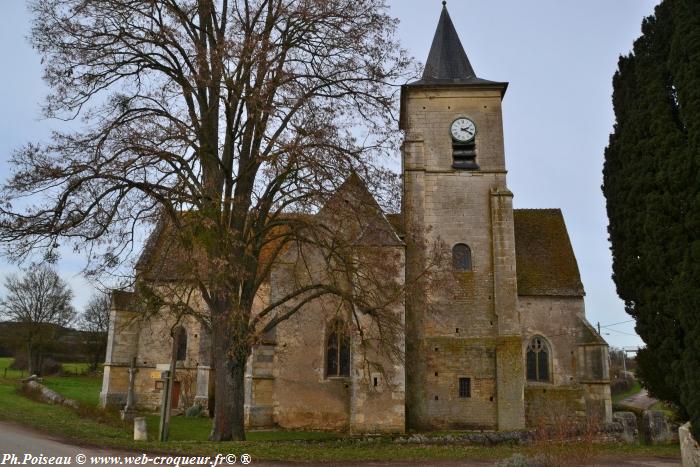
[[421, 2, 477, 82], [400, 2, 509, 128]]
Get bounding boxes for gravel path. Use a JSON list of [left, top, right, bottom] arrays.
[[619, 388, 658, 410]]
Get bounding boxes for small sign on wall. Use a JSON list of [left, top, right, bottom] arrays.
[[150, 371, 161, 379]]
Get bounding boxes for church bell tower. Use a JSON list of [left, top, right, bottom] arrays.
[[401, 2, 525, 430]]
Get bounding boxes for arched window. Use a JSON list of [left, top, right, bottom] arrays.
[[452, 244, 472, 271], [526, 336, 550, 382], [175, 326, 187, 362], [326, 320, 350, 378]]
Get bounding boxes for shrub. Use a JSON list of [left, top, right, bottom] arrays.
[[610, 376, 634, 396], [10, 355, 62, 375]]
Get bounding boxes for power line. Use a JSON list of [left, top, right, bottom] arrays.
[[604, 328, 639, 337], [601, 319, 635, 329]]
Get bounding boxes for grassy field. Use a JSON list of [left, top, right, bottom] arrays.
[[61, 362, 93, 374], [0, 367, 682, 463], [140, 414, 341, 443], [0, 357, 26, 379], [42, 375, 103, 406], [0, 357, 93, 379], [0, 357, 100, 406]]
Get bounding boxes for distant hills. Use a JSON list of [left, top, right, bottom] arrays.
[[0, 321, 100, 362]]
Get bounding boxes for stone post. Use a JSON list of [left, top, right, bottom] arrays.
[[133, 417, 147, 441], [120, 357, 138, 421]]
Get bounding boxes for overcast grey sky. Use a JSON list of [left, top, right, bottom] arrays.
[[0, 0, 659, 348]]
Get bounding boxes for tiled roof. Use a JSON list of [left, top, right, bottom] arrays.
[[514, 209, 585, 297], [135, 174, 403, 282]]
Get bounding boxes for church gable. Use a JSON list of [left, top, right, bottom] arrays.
[[134, 217, 191, 282], [513, 209, 585, 297], [132, 172, 400, 285], [317, 172, 403, 247]]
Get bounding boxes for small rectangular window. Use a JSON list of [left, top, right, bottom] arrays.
[[459, 377, 471, 398]]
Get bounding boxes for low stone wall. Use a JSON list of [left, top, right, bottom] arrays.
[[613, 411, 638, 443], [642, 410, 677, 445], [23, 379, 80, 410], [394, 431, 527, 445], [608, 409, 682, 446]]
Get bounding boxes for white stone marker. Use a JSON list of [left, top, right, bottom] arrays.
[[134, 417, 148, 441]]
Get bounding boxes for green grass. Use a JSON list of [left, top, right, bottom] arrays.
[[0, 357, 94, 379], [0, 375, 682, 463], [61, 362, 93, 374], [612, 380, 642, 404], [0, 356, 103, 407], [0, 357, 25, 379], [141, 415, 340, 442], [43, 375, 103, 406], [650, 401, 679, 420]]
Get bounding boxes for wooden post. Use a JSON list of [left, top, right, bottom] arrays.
[[158, 328, 180, 442]]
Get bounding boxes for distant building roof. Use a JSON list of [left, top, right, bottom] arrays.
[[514, 209, 585, 297]]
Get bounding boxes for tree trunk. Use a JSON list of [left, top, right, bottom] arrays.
[[27, 341, 35, 376], [209, 312, 248, 441]]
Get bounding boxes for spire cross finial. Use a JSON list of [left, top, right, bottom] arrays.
[[442, 1, 447, 6]]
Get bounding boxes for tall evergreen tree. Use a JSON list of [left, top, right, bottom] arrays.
[[603, 0, 700, 436]]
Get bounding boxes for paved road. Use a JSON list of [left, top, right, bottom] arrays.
[[0, 421, 156, 466], [0, 421, 681, 467], [619, 388, 658, 410]]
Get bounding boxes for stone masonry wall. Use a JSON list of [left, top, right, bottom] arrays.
[[402, 85, 524, 430], [519, 295, 612, 424], [271, 243, 406, 432]]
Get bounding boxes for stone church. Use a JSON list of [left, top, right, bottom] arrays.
[[101, 4, 612, 432]]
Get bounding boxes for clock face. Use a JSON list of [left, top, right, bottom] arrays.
[[451, 117, 476, 142]]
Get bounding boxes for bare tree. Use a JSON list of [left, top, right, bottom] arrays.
[[0, 0, 413, 440], [0, 265, 75, 375], [79, 293, 111, 371]]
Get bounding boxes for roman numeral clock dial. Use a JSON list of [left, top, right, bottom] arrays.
[[450, 117, 479, 170], [450, 117, 476, 142]]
